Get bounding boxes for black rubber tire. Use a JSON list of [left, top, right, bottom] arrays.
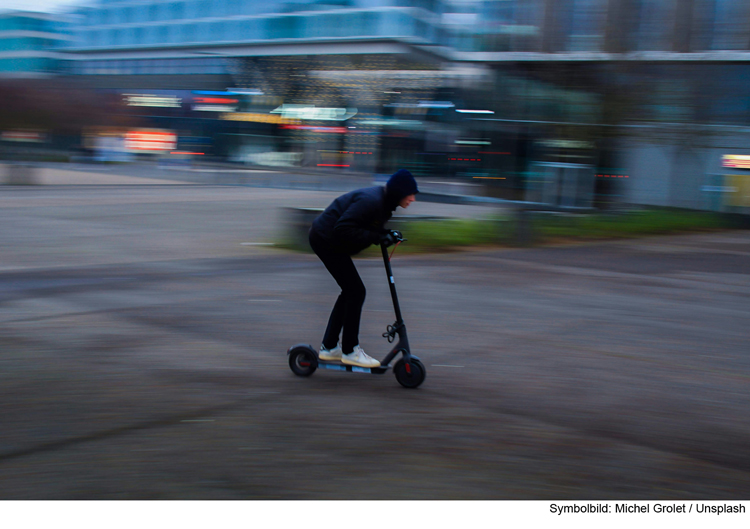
[[289, 346, 318, 377], [393, 358, 426, 388]]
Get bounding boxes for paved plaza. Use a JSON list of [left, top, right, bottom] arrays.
[[0, 177, 749, 499]]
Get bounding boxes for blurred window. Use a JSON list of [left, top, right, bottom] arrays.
[[182, 23, 197, 42], [451, 28, 477, 52], [211, 58, 228, 74], [150, 60, 162, 75], [167, 25, 180, 43], [124, 27, 139, 46], [706, 65, 750, 125], [226, 0, 243, 16], [382, 11, 409, 37], [362, 11, 378, 37], [144, 25, 157, 44], [195, 58, 210, 74], [211, 0, 226, 16], [157, 3, 171, 21], [635, 0, 677, 51], [172, 1, 186, 20], [132, 59, 144, 74], [1, 39, 16, 52], [199, 0, 215, 17], [567, 0, 606, 52], [711, 0, 747, 50], [23, 17, 43, 32], [104, 28, 116, 47], [266, 16, 301, 39], [118, 28, 130, 45], [122, 6, 134, 24], [185, 0, 200, 19], [226, 20, 243, 41], [195, 21, 210, 41], [110, 7, 123, 24], [90, 9, 103, 25], [415, 18, 429, 41], [304, 14, 326, 38], [209, 21, 229, 41], [241, 0, 266, 15], [90, 30, 101, 47], [237, 18, 263, 40], [157, 59, 170, 74]]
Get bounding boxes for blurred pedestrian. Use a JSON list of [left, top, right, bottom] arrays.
[[308, 169, 418, 368]]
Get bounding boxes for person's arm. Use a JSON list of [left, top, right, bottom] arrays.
[[332, 194, 382, 248]]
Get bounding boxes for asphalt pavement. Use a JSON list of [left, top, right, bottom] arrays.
[[1, 176, 749, 499]]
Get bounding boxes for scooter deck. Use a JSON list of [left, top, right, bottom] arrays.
[[317, 360, 389, 375]]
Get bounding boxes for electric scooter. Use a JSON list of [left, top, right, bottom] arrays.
[[287, 230, 426, 389]]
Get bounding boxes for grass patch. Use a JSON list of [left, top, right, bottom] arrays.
[[280, 207, 738, 254], [534, 208, 731, 242], [394, 218, 501, 252]]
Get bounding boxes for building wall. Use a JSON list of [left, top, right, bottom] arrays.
[[9, 0, 750, 210], [64, 0, 442, 50], [623, 130, 750, 210], [0, 11, 70, 77]]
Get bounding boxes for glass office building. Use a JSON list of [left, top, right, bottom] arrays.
[[61, 1, 750, 71], [0, 11, 71, 77], [63, 0, 447, 76], [39, 1, 750, 209]]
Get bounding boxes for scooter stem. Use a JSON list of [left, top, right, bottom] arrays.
[[379, 241, 412, 366], [381, 242, 404, 324]]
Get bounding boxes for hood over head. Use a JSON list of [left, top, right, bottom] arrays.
[[385, 169, 419, 210]]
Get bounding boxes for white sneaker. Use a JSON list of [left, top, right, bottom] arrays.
[[319, 344, 342, 361], [341, 345, 381, 368]]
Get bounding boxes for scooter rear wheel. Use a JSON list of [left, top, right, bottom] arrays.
[[289, 346, 318, 377], [393, 358, 426, 388]]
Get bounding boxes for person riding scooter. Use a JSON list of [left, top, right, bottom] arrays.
[[308, 169, 418, 368]]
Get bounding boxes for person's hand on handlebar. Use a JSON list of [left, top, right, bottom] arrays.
[[380, 230, 403, 247]]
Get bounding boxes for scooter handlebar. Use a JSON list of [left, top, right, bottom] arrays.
[[381, 230, 406, 247]]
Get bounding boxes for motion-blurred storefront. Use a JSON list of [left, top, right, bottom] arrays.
[[7, 0, 750, 211]]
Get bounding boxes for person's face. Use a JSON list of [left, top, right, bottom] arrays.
[[400, 194, 416, 208]]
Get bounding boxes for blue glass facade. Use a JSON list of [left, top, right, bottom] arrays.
[[60, 0, 446, 75], [63, 0, 440, 50], [56, 0, 750, 74], [0, 12, 70, 76]]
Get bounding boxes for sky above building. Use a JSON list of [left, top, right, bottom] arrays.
[[3, 0, 88, 13]]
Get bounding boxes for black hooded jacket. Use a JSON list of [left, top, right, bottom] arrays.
[[310, 186, 395, 255], [311, 169, 419, 255]]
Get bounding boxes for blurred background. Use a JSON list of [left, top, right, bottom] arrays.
[[2, 1, 750, 503], [1, 0, 750, 212]]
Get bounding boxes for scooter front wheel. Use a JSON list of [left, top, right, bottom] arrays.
[[393, 357, 426, 388], [288, 345, 318, 377]]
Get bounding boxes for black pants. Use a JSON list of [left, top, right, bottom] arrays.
[[309, 229, 365, 355]]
